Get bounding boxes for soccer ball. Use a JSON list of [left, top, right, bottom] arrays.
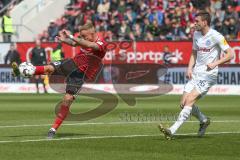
[[19, 62, 36, 78]]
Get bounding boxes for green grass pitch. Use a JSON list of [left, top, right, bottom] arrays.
[[0, 93, 239, 160]]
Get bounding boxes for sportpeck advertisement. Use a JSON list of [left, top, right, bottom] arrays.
[[0, 41, 239, 94]]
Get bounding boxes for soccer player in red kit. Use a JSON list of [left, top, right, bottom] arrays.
[[12, 22, 107, 138]]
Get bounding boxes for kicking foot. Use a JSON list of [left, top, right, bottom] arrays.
[[198, 117, 210, 137], [11, 62, 20, 77], [158, 124, 173, 140], [47, 128, 56, 139]]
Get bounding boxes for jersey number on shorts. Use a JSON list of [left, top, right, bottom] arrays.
[[197, 80, 207, 87]]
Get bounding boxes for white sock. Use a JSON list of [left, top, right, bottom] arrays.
[[50, 128, 56, 132], [192, 105, 207, 123], [169, 106, 192, 134]]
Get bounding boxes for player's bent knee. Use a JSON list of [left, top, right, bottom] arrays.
[[184, 96, 197, 107], [44, 65, 55, 74], [63, 94, 74, 105]]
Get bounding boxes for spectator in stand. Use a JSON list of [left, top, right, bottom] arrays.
[[110, 0, 119, 12], [228, 18, 238, 39], [180, 5, 194, 27], [97, 0, 110, 14], [221, 18, 231, 39], [136, 0, 148, 21], [148, 19, 161, 41], [88, 0, 98, 10], [142, 17, 153, 41], [4, 43, 21, 65], [224, 5, 239, 21], [124, 6, 137, 29], [159, 17, 172, 40], [40, 30, 49, 42], [98, 20, 108, 32], [107, 18, 119, 41], [48, 20, 59, 42], [118, 0, 126, 15], [171, 19, 188, 40], [38, 0, 240, 41], [126, 0, 138, 11], [214, 18, 222, 32], [147, 7, 164, 26], [130, 23, 144, 41], [191, 0, 211, 10], [118, 20, 131, 41], [98, 12, 109, 22]]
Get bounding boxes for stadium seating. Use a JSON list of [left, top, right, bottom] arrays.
[[39, 0, 240, 41]]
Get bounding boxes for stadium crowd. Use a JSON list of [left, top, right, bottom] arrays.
[[40, 0, 240, 41]]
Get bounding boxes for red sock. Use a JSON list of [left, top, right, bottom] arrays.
[[52, 105, 70, 130], [35, 66, 45, 75]]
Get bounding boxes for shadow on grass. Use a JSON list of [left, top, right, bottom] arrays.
[[153, 134, 211, 141], [55, 133, 89, 138]]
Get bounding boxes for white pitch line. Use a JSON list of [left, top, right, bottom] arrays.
[[0, 120, 240, 129], [0, 131, 240, 144]]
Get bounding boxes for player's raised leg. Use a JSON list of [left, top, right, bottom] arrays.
[[12, 62, 55, 77]]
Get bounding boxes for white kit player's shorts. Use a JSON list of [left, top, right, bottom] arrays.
[[184, 73, 217, 96]]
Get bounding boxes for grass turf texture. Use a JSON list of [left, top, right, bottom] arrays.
[[0, 93, 239, 160]]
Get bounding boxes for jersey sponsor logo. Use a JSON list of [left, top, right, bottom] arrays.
[[197, 47, 211, 52], [206, 39, 211, 46]]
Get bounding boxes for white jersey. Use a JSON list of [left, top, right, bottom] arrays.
[[192, 29, 230, 78]]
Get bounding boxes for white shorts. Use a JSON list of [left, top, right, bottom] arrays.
[[184, 74, 216, 96]]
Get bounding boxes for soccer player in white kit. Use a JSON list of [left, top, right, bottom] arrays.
[[158, 11, 234, 140]]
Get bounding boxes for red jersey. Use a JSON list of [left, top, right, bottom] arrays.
[[72, 36, 107, 81]]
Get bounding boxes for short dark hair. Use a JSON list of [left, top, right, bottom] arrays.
[[195, 11, 211, 26]]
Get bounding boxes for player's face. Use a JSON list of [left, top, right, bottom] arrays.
[[194, 16, 206, 31], [80, 29, 95, 42]]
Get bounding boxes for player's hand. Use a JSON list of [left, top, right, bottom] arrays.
[[56, 35, 65, 42], [186, 68, 193, 79], [206, 63, 217, 71], [56, 30, 66, 42], [62, 29, 71, 37]]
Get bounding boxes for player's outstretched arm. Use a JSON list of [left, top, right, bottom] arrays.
[[58, 38, 77, 47], [63, 30, 100, 51], [70, 37, 99, 51], [56, 30, 77, 47], [207, 48, 234, 71]]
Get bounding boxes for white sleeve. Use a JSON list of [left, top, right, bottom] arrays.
[[216, 34, 230, 51]]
